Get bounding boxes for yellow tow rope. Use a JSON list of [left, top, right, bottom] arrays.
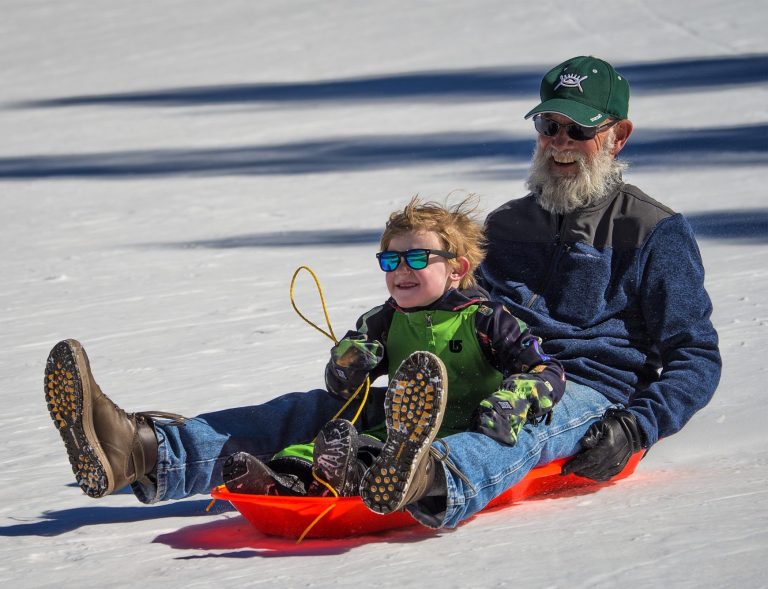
[[289, 265, 371, 427], [289, 266, 371, 542], [208, 266, 371, 543]]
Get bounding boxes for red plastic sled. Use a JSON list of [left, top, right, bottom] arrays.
[[211, 452, 643, 539]]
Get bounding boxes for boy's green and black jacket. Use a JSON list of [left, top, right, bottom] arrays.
[[325, 287, 566, 438]]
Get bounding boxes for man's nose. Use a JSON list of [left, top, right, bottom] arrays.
[[550, 126, 573, 147]]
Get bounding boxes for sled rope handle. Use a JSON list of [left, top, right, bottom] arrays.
[[289, 266, 372, 542], [289, 266, 371, 426], [289, 265, 338, 343], [209, 267, 370, 534]]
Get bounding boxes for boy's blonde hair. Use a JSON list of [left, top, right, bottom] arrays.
[[380, 195, 486, 289]]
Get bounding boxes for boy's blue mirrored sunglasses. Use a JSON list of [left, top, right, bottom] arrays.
[[376, 248, 456, 272]]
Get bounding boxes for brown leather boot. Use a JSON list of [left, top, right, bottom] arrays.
[[44, 339, 183, 498], [360, 351, 448, 514]]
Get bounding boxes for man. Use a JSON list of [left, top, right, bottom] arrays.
[[483, 55, 722, 470], [45, 56, 720, 531], [382, 55, 721, 528]]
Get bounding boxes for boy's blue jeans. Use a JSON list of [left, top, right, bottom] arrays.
[[133, 382, 614, 529]]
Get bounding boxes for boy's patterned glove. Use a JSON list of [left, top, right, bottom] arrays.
[[324, 336, 383, 400], [472, 379, 554, 446]]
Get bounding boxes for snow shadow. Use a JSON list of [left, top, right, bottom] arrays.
[[686, 209, 768, 243], [154, 514, 437, 558], [154, 210, 768, 252], [0, 499, 232, 537], [151, 228, 382, 250], [0, 132, 532, 179], [621, 124, 768, 166], [14, 54, 767, 109], [0, 124, 765, 180]]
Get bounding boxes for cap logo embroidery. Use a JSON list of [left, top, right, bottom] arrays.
[[554, 73, 588, 92]]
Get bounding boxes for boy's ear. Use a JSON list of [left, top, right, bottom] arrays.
[[451, 257, 471, 281]]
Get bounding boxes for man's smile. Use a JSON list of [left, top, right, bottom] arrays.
[[552, 152, 578, 164], [549, 150, 582, 170]]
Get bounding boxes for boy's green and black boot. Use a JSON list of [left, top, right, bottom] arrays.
[[44, 339, 183, 498], [310, 418, 363, 496], [360, 351, 448, 514]]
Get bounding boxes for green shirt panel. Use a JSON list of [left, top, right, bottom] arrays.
[[366, 305, 503, 438]]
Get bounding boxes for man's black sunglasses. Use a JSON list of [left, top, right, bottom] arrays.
[[376, 248, 456, 272], [533, 114, 619, 141]]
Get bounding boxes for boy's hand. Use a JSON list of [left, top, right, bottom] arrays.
[[325, 336, 383, 400], [562, 409, 644, 481], [472, 379, 554, 445]]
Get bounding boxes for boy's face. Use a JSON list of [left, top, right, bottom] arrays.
[[383, 229, 462, 309]]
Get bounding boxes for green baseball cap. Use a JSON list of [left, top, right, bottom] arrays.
[[525, 56, 630, 126]]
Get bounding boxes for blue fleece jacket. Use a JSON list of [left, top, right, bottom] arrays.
[[478, 183, 721, 446]]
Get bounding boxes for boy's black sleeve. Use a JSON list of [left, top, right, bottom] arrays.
[[475, 303, 567, 420], [324, 303, 392, 400]]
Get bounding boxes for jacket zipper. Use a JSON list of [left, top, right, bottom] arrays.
[[425, 313, 436, 350], [526, 213, 570, 308]]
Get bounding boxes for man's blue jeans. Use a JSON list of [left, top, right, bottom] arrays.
[[134, 382, 614, 530], [132, 390, 349, 503]]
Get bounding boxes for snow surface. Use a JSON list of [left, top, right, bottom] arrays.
[[2, 1, 767, 587]]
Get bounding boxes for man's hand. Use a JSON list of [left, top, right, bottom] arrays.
[[562, 409, 644, 481]]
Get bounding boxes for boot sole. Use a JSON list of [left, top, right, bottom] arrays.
[[360, 351, 447, 514], [313, 419, 359, 496], [45, 340, 114, 498]]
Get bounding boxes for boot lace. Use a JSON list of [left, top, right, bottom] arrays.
[[430, 439, 476, 493], [137, 411, 187, 427]]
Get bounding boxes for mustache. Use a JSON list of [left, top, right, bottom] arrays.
[[538, 146, 589, 166], [544, 146, 585, 160]]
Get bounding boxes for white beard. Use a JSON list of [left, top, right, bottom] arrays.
[[526, 134, 627, 214]]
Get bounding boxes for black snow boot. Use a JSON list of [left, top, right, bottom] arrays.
[[309, 418, 363, 496], [222, 452, 307, 496]]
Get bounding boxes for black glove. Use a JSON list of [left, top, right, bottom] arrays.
[[561, 409, 644, 482], [324, 335, 383, 400]]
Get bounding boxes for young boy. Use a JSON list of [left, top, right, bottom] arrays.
[[223, 196, 567, 515]]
